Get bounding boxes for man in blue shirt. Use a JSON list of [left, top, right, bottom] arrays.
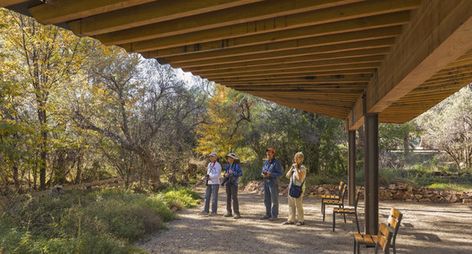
[[261, 147, 283, 220]]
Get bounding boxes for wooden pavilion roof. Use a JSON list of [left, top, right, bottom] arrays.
[[3, 0, 472, 129]]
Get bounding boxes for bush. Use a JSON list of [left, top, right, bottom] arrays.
[[0, 187, 199, 253], [239, 161, 264, 185], [162, 188, 200, 211]]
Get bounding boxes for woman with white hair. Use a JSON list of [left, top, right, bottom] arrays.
[[283, 152, 307, 226], [201, 152, 222, 216]]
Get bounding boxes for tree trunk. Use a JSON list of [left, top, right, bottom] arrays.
[[39, 119, 48, 190], [75, 152, 82, 184], [403, 132, 410, 163], [12, 163, 19, 191]]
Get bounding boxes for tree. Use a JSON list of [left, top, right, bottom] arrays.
[[1, 10, 89, 189], [73, 47, 207, 188], [195, 84, 251, 159], [416, 86, 472, 170]]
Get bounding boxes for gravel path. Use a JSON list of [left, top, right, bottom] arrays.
[[139, 188, 472, 254]]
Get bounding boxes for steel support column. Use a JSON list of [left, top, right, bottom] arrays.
[[364, 113, 379, 234], [348, 130, 356, 205]]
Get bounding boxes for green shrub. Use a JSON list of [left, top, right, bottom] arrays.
[[162, 188, 200, 210], [0, 187, 199, 253], [239, 161, 264, 185]]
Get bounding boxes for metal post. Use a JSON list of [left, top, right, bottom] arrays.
[[348, 130, 356, 205], [364, 113, 379, 234]]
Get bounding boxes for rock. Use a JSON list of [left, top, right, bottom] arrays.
[[463, 198, 472, 204], [49, 185, 64, 196], [388, 184, 396, 190], [447, 194, 459, 203]]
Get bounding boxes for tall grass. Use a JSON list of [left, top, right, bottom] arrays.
[[0, 187, 199, 254]]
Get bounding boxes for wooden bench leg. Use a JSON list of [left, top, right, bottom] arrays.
[[332, 211, 336, 231], [322, 203, 326, 222]]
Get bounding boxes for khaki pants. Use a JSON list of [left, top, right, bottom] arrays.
[[288, 195, 304, 223]]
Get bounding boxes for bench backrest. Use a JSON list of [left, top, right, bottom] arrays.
[[376, 223, 392, 252], [387, 208, 403, 246], [339, 183, 347, 203], [353, 190, 362, 210], [338, 181, 345, 195]]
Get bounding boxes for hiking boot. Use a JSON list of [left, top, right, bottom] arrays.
[[282, 221, 295, 225], [268, 217, 278, 221], [296, 221, 305, 226], [199, 211, 209, 216], [260, 215, 270, 220], [224, 213, 233, 217], [209, 213, 217, 217], [233, 214, 241, 219]]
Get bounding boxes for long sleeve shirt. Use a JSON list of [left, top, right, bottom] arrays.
[[224, 163, 242, 177], [286, 164, 307, 191], [262, 158, 283, 179], [207, 161, 222, 185]]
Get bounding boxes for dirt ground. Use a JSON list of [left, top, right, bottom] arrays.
[[139, 188, 472, 254]]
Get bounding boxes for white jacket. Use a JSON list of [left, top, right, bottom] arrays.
[[207, 161, 222, 185]]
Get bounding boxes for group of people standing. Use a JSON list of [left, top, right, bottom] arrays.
[[201, 147, 307, 226]]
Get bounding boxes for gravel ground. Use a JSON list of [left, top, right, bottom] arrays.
[[139, 188, 472, 254]]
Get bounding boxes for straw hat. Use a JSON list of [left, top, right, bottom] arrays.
[[226, 152, 239, 160]]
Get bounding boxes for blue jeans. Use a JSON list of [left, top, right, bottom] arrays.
[[264, 178, 279, 218], [203, 184, 219, 213]]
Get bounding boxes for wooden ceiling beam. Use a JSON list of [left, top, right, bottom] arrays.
[[188, 47, 389, 72], [0, 0, 28, 7], [214, 69, 376, 83], [195, 55, 383, 77], [217, 74, 372, 85], [236, 88, 365, 94], [126, 9, 412, 53], [146, 26, 402, 59], [248, 94, 351, 119], [68, 0, 260, 36], [28, 0, 155, 24], [95, 0, 357, 45], [244, 95, 356, 108], [227, 81, 367, 92], [202, 62, 379, 80], [222, 80, 369, 86], [252, 92, 359, 99], [165, 38, 394, 67], [348, 0, 472, 130]]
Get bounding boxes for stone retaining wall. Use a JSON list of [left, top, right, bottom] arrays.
[[243, 181, 472, 204]]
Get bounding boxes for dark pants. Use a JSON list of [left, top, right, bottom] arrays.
[[203, 184, 219, 213], [264, 178, 279, 218], [226, 182, 240, 215]]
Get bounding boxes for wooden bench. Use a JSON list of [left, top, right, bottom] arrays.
[[321, 182, 347, 222], [353, 208, 403, 254], [320, 181, 345, 200], [333, 190, 361, 233]]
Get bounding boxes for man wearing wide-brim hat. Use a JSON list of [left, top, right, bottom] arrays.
[[223, 152, 243, 219]]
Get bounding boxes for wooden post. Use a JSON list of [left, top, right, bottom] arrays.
[[364, 113, 379, 234], [348, 130, 356, 206]]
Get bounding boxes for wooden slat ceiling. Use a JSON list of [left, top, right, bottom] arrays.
[[2, 0, 471, 123]]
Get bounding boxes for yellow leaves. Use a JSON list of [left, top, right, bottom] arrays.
[[195, 84, 248, 158]]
